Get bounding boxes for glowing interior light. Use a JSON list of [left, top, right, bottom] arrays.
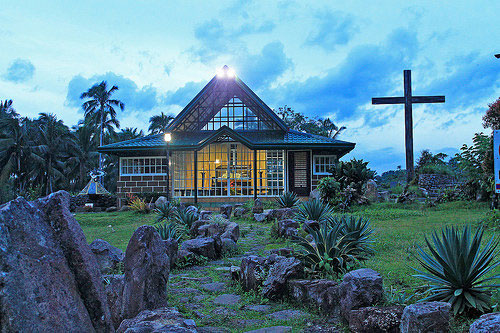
[[215, 159, 220, 164]]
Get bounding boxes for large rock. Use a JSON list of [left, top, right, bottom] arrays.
[[221, 222, 240, 242], [400, 302, 451, 333], [270, 208, 298, 221], [240, 255, 267, 292], [121, 225, 170, 321], [363, 179, 380, 202], [104, 274, 125, 328], [0, 191, 114, 332], [252, 198, 263, 214], [349, 306, 404, 333], [199, 210, 213, 220], [117, 307, 196, 333], [234, 206, 249, 217], [277, 219, 300, 238], [287, 279, 340, 316], [221, 237, 238, 254], [90, 238, 125, 274], [261, 257, 303, 299], [220, 204, 233, 219], [338, 268, 384, 319], [190, 219, 210, 237], [164, 238, 179, 268], [469, 312, 500, 332], [194, 221, 240, 243], [180, 236, 221, 259], [154, 196, 168, 207]]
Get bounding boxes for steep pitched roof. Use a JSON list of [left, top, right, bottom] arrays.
[[166, 66, 288, 132]]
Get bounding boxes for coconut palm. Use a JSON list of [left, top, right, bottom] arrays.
[[80, 81, 124, 177], [321, 118, 346, 139], [149, 112, 174, 134], [66, 124, 99, 190], [0, 99, 18, 119]]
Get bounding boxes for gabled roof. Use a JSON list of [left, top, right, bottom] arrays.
[[166, 66, 288, 132], [99, 125, 355, 156]]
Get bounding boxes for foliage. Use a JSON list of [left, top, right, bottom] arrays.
[[317, 177, 340, 202], [276, 106, 345, 139], [375, 166, 407, 190], [478, 209, 500, 231], [383, 286, 416, 306], [154, 201, 177, 223], [329, 215, 375, 257], [154, 222, 182, 242], [293, 216, 374, 278], [295, 199, 334, 223], [276, 191, 300, 208], [454, 133, 493, 201], [174, 209, 198, 229], [414, 225, 500, 315], [128, 195, 149, 213], [149, 112, 174, 134], [482, 97, 500, 130]]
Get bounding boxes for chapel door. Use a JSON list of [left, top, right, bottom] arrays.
[[288, 151, 310, 196]]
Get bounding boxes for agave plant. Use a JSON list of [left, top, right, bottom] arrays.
[[276, 191, 300, 208], [154, 222, 182, 242], [154, 202, 177, 223], [295, 199, 334, 223], [414, 225, 500, 315], [174, 209, 198, 229], [128, 196, 149, 213], [330, 215, 375, 258]]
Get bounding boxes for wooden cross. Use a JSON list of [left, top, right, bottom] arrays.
[[372, 70, 445, 182]]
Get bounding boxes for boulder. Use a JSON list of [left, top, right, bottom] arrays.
[[197, 223, 224, 238], [270, 208, 298, 221], [469, 312, 500, 332], [254, 212, 268, 222], [400, 302, 451, 333], [199, 210, 213, 220], [220, 204, 233, 219], [261, 257, 303, 300], [106, 206, 118, 212], [221, 222, 240, 242], [121, 225, 170, 321], [363, 179, 380, 202], [180, 236, 221, 259], [0, 191, 113, 332], [277, 219, 300, 238], [240, 255, 267, 292], [221, 237, 238, 254], [117, 307, 196, 333], [349, 306, 404, 333], [104, 274, 125, 328], [234, 206, 249, 217], [338, 268, 384, 319], [190, 219, 210, 237], [176, 249, 196, 267], [119, 205, 130, 212], [164, 238, 179, 268], [155, 196, 168, 207], [90, 238, 125, 274], [252, 198, 264, 214], [287, 279, 340, 316]]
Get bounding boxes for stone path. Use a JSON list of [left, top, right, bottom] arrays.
[[167, 216, 341, 332]]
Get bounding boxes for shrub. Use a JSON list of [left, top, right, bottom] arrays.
[[174, 209, 197, 229], [154, 222, 182, 242], [330, 215, 375, 258], [127, 195, 149, 213], [276, 191, 300, 208], [154, 202, 177, 223], [414, 225, 500, 315], [295, 199, 334, 223], [317, 177, 340, 202]]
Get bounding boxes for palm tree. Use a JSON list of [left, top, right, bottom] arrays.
[[0, 116, 32, 191], [149, 112, 174, 134], [321, 118, 346, 139], [80, 81, 124, 178], [116, 127, 144, 141], [31, 113, 76, 195], [0, 99, 18, 119], [66, 125, 99, 190]]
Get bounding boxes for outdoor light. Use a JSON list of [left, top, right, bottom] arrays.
[[216, 66, 236, 78], [164, 132, 172, 142]]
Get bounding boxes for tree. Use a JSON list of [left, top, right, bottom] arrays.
[[80, 81, 124, 178], [0, 99, 18, 119], [321, 118, 346, 139], [66, 124, 99, 190], [482, 97, 500, 130], [149, 112, 174, 134], [277, 106, 346, 138]]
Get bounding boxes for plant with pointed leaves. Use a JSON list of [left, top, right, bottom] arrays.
[[154, 201, 178, 223], [414, 225, 500, 315], [174, 209, 197, 229], [154, 222, 182, 242], [295, 199, 334, 223], [276, 191, 300, 208]]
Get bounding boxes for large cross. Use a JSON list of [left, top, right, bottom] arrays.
[[372, 70, 445, 182]]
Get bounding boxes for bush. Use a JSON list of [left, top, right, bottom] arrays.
[[293, 214, 375, 278], [295, 199, 334, 223], [414, 225, 500, 315], [154, 222, 182, 242], [174, 209, 197, 229], [154, 201, 177, 223], [317, 177, 340, 202], [276, 191, 300, 208], [127, 194, 149, 213]]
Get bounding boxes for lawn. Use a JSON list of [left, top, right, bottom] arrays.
[[76, 201, 498, 332]]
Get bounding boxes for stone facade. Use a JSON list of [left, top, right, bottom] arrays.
[[116, 175, 171, 206], [418, 173, 461, 195]]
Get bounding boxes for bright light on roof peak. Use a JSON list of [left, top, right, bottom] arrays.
[[216, 66, 236, 79]]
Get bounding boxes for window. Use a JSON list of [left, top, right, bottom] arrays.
[[313, 155, 336, 175], [120, 157, 167, 176], [257, 150, 285, 196], [202, 97, 272, 131]]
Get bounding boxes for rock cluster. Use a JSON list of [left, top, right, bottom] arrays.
[[90, 238, 125, 274]]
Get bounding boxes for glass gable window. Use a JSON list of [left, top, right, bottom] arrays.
[[202, 97, 271, 131], [313, 155, 337, 175], [120, 157, 167, 176]]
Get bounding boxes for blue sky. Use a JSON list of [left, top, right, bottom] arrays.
[[1, 1, 499, 173]]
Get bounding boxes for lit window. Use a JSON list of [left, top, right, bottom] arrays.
[[313, 155, 337, 175], [120, 157, 167, 176]]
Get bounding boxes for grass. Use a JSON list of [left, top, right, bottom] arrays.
[[75, 200, 499, 332]]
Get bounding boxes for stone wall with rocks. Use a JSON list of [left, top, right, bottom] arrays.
[[116, 174, 171, 206], [418, 173, 461, 194]]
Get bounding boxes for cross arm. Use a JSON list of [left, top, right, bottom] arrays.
[[411, 96, 445, 104], [372, 97, 404, 105]]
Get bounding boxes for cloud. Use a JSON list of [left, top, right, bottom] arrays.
[[163, 81, 206, 107], [305, 10, 358, 51], [272, 27, 419, 123], [237, 42, 292, 89], [4, 58, 35, 83], [66, 72, 159, 111]]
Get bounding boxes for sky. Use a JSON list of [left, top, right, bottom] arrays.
[[1, 1, 499, 174]]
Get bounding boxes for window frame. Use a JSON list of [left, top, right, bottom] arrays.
[[313, 155, 337, 175], [119, 156, 168, 176]]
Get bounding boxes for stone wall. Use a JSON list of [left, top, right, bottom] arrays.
[[117, 175, 171, 206], [418, 173, 460, 194]]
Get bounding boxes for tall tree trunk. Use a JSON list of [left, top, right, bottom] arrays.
[[99, 105, 104, 184]]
